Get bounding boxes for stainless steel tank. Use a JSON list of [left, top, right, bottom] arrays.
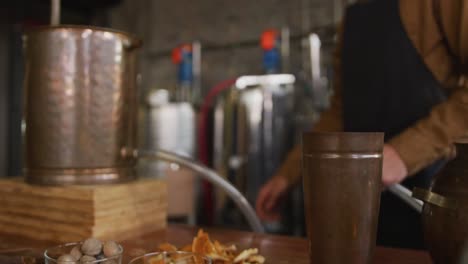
[[140, 41, 199, 174], [23, 25, 141, 185], [140, 89, 197, 222], [141, 89, 196, 174], [213, 74, 296, 204]]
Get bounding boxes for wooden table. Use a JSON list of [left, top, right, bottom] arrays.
[[0, 225, 432, 263]]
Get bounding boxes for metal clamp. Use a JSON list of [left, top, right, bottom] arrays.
[[413, 187, 458, 210]]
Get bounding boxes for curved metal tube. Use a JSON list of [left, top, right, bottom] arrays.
[[139, 150, 265, 233], [388, 184, 423, 213], [50, 0, 61, 25]]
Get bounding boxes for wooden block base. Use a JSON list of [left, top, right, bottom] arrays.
[[0, 178, 167, 243]]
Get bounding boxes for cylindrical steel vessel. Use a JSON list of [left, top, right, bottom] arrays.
[[302, 132, 383, 264], [23, 25, 141, 185], [414, 142, 468, 264], [213, 75, 296, 205]]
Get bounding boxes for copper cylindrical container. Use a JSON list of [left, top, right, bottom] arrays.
[[23, 25, 141, 185], [414, 142, 468, 264], [302, 132, 383, 264]]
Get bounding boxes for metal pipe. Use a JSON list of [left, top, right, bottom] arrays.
[[144, 26, 336, 61], [388, 184, 423, 213], [192, 41, 202, 104], [309, 33, 321, 83], [139, 150, 265, 233], [50, 0, 61, 26], [280, 27, 290, 73]]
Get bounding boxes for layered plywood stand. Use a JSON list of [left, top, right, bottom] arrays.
[[0, 178, 167, 243]]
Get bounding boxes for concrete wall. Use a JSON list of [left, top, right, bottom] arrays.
[[107, 0, 351, 232], [108, 0, 346, 97]]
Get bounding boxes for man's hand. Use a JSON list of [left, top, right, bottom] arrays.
[[255, 144, 407, 221], [382, 144, 408, 186], [255, 176, 289, 221]]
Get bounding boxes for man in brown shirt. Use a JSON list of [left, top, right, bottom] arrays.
[[256, 0, 468, 248]]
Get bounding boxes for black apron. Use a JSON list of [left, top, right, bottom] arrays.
[[342, 0, 446, 249]]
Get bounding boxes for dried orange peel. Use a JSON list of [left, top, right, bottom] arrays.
[[158, 242, 178, 252], [157, 229, 266, 264]]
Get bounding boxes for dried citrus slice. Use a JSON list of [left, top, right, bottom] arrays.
[[181, 244, 193, 252], [247, 255, 266, 264], [192, 230, 216, 255], [233, 249, 258, 263], [158, 242, 177, 252]]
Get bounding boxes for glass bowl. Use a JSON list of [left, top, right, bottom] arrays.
[[128, 251, 211, 264]]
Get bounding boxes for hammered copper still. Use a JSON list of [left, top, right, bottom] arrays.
[[412, 141, 468, 264], [23, 25, 142, 185], [302, 132, 383, 264]]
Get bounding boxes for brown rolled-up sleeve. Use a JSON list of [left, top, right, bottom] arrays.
[[277, 24, 344, 186], [390, 0, 468, 175]]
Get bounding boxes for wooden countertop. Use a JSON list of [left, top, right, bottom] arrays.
[[0, 225, 433, 263]]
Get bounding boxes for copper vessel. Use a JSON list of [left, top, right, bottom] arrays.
[[302, 132, 383, 264], [413, 142, 468, 263], [23, 25, 141, 185]]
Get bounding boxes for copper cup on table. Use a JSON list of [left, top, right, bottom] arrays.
[[302, 132, 383, 264]]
